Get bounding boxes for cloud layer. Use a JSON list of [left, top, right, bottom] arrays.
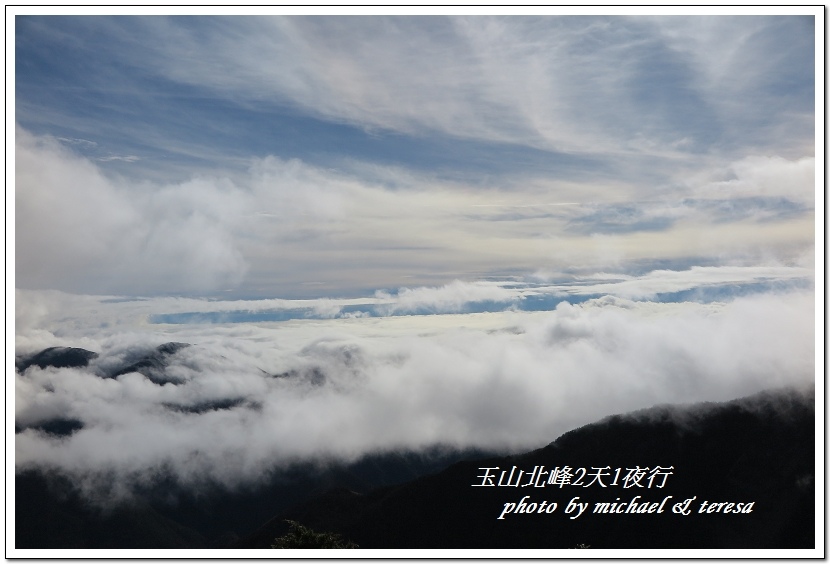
[[14, 15, 816, 298], [15, 126, 814, 298], [15, 288, 814, 500], [15, 128, 249, 294]]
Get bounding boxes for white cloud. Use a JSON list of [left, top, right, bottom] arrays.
[[15, 128, 249, 295], [14, 288, 814, 500], [15, 124, 815, 300], [691, 155, 816, 203], [13, 263, 812, 347], [531, 265, 813, 300], [13, 128, 492, 296], [97, 155, 141, 163], [647, 15, 815, 156], [116, 16, 812, 158], [374, 280, 518, 315]]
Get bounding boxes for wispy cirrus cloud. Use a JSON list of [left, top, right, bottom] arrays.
[[15, 15, 814, 184], [135, 16, 811, 155], [96, 155, 141, 163], [15, 15, 815, 300]]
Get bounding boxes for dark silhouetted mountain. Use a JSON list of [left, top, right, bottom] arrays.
[[237, 386, 815, 549], [15, 347, 99, 372], [155, 342, 191, 356], [14, 386, 815, 550], [15, 343, 199, 437], [272, 366, 327, 386], [15, 343, 192, 385], [15, 469, 205, 549], [15, 418, 84, 437], [110, 342, 191, 384], [162, 397, 255, 415], [14, 448, 498, 549]]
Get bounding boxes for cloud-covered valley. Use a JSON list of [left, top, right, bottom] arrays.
[[15, 286, 814, 501]]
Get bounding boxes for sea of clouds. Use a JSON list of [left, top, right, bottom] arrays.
[[14, 279, 815, 501]]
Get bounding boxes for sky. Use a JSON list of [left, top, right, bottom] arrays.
[[10, 11, 821, 504]]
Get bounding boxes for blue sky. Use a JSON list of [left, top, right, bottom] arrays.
[[14, 14, 816, 300], [11, 12, 821, 518]]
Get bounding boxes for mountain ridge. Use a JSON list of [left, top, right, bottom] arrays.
[[14, 343, 815, 550], [237, 385, 815, 549]]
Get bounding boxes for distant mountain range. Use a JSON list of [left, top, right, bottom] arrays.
[[15, 344, 815, 550], [15, 343, 193, 437], [15, 448, 496, 549], [15, 343, 499, 548], [15, 346, 100, 372], [15, 342, 190, 385]]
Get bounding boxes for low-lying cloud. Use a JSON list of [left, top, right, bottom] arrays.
[[15, 288, 815, 501], [14, 265, 812, 333]]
